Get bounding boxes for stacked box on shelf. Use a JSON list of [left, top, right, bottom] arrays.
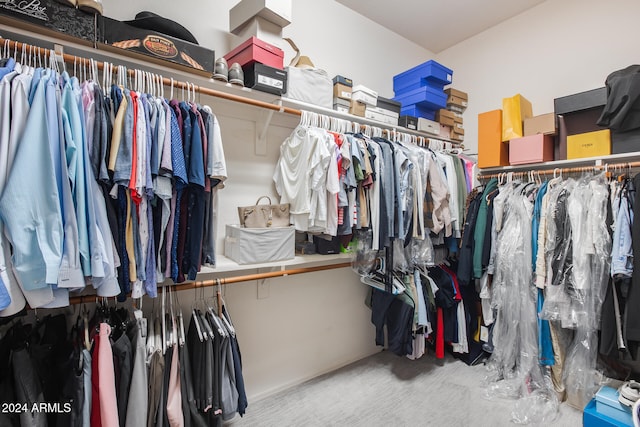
[[333, 75, 353, 114], [366, 96, 401, 126], [443, 88, 468, 143], [392, 60, 452, 130]]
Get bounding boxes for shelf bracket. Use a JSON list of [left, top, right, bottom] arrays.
[[255, 99, 283, 156]]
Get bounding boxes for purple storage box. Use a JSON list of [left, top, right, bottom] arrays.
[[394, 85, 448, 111], [400, 105, 436, 121], [393, 60, 453, 93]]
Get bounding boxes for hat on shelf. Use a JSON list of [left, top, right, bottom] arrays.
[[125, 11, 199, 45]]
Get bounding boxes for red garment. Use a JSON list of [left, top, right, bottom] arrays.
[[129, 91, 141, 205], [436, 307, 445, 359]]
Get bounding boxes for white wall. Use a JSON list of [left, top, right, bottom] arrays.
[[100, 0, 434, 402], [435, 0, 640, 155], [103, 0, 434, 99]]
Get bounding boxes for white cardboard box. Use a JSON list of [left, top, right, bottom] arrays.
[[225, 225, 295, 264], [418, 118, 441, 136], [352, 85, 378, 106], [230, 0, 292, 33], [365, 109, 399, 126], [230, 16, 285, 50]]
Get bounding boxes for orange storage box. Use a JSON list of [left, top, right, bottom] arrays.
[[509, 134, 554, 165], [478, 110, 508, 168]]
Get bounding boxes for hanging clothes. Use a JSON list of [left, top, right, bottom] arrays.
[[0, 51, 228, 312]]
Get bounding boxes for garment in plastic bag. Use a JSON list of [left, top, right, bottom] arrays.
[[483, 180, 559, 424], [408, 234, 435, 268]]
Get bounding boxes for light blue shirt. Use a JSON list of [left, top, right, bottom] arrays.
[[61, 74, 91, 276], [0, 73, 62, 289], [612, 187, 634, 278]]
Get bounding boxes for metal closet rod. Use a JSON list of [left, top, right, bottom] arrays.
[[477, 160, 640, 181], [66, 262, 352, 306]]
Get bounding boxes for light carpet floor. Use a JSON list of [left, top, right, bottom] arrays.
[[226, 350, 583, 427]]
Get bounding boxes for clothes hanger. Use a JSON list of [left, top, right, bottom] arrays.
[[147, 298, 156, 356], [161, 283, 167, 354], [173, 285, 186, 347], [197, 285, 215, 340], [190, 286, 204, 342]]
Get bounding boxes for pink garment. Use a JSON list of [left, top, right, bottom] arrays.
[[166, 324, 184, 427], [98, 323, 120, 427]]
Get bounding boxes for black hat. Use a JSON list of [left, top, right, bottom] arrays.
[[125, 11, 199, 45]]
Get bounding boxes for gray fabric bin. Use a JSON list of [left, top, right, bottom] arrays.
[[224, 225, 295, 264]]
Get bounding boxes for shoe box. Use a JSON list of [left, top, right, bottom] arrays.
[[242, 62, 288, 95], [509, 134, 554, 165], [400, 104, 436, 121], [98, 17, 215, 76], [333, 75, 353, 101], [0, 0, 96, 44], [445, 88, 468, 112], [554, 87, 607, 159], [478, 109, 508, 168], [333, 97, 350, 114], [399, 115, 418, 130], [393, 59, 453, 93], [365, 96, 400, 126], [393, 85, 448, 112], [224, 36, 284, 70]]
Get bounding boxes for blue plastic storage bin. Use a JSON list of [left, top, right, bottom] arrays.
[[394, 85, 448, 111], [393, 60, 453, 94], [584, 399, 632, 427], [400, 104, 436, 121]]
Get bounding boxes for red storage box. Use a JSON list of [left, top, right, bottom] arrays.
[[224, 36, 284, 69], [509, 134, 554, 165]]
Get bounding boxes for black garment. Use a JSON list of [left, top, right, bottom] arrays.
[[12, 345, 47, 427], [223, 306, 248, 417], [457, 191, 483, 284], [179, 342, 207, 427], [29, 314, 69, 426], [183, 186, 205, 280], [117, 185, 131, 298], [481, 190, 499, 270], [57, 347, 84, 427], [626, 173, 640, 342], [550, 188, 573, 290], [370, 288, 414, 356], [207, 312, 223, 427], [601, 277, 632, 358], [111, 332, 133, 427], [0, 328, 18, 427], [598, 65, 640, 132]]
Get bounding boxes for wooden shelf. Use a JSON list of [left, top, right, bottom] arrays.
[[197, 253, 353, 277], [478, 151, 640, 174]]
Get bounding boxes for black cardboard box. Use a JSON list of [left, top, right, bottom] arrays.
[[332, 75, 353, 87], [554, 88, 608, 160], [611, 129, 640, 154], [554, 87, 607, 115], [313, 235, 341, 255], [0, 0, 96, 43], [243, 62, 287, 96], [377, 96, 401, 114], [98, 16, 215, 75], [399, 115, 418, 130]]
